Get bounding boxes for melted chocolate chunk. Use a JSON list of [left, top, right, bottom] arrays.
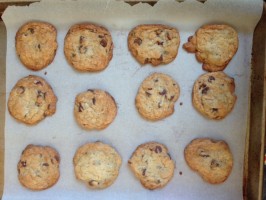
[[159, 89, 167, 96], [100, 39, 107, 47], [42, 163, 49, 167], [134, 38, 142, 45], [156, 41, 163, 46], [78, 103, 84, 112], [145, 91, 151, 97], [155, 145, 162, 153], [92, 97, 96, 105], [21, 161, 27, 167], [208, 76, 215, 83], [142, 168, 146, 176], [202, 87, 209, 94]]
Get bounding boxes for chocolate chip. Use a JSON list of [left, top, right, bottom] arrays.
[[78, 103, 84, 112], [21, 161, 27, 167], [128, 161, 132, 164], [98, 35, 104, 38], [38, 44, 41, 50], [51, 159, 54, 164], [169, 95, 175, 101], [42, 163, 49, 167], [212, 108, 218, 112], [199, 83, 207, 90], [28, 28, 34, 34], [202, 87, 209, 94], [54, 155, 60, 162], [210, 159, 220, 169], [134, 38, 142, 45], [159, 89, 167, 96], [155, 145, 162, 153], [72, 53, 76, 57], [79, 45, 88, 54], [158, 102, 162, 108], [166, 32, 172, 40], [145, 91, 151, 97], [199, 150, 209, 157], [154, 79, 158, 82], [142, 168, 146, 176], [87, 89, 94, 93], [100, 39, 107, 47], [35, 80, 43, 86], [92, 97, 96, 105], [156, 41, 163, 45], [37, 90, 46, 99], [158, 55, 163, 61], [155, 29, 162, 36], [147, 88, 152, 90], [157, 179, 161, 184], [79, 36, 85, 43], [144, 58, 150, 64], [208, 76, 215, 83]]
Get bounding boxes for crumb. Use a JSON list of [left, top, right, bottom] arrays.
[[180, 102, 183, 106], [179, 171, 182, 175], [44, 71, 47, 75]]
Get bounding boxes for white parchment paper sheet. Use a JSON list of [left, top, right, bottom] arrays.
[[2, 0, 263, 199]]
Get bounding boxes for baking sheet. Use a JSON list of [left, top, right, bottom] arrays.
[[2, 0, 263, 199]]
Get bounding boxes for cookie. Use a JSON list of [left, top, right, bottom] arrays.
[[18, 144, 60, 190], [192, 71, 237, 120], [128, 24, 180, 66], [128, 142, 175, 190], [184, 138, 233, 184], [16, 22, 58, 71], [183, 24, 238, 72], [64, 23, 113, 72], [135, 73, 180, 121], [74, 89, 117, 130], [73, 141, 122, 189], [8, 75, 57, 125]]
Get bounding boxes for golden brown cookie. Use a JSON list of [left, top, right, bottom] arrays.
[[128, 142, 175, 190], [16, 22, 58, 71], [128, 24, 180, 66], [183, 24, 238, 72], [64, 23, 113, 72], [8, 75, 57, 125], [135, 73, 180, 121], [192, 72, 237, 120], [18, 144, 60, 190], [73, 141, 122, 189], [184, 138, 233, 184], [74, 89, 117, 130]]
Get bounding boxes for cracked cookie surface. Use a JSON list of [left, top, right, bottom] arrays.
[[183, 24, 238, 72], [184, 138, 233, 184], [73, 142, 122, 189], [8, 75, 57, 125], [18, 144, 60, 190], [128, 142, 175, 190], [135, 73, 180, 121], [64, 23, 113, 72], [74, 89, 117, 130], [192, 71, 237, 120], [128, 24, 180, 66], [16, 22, 58, 71]]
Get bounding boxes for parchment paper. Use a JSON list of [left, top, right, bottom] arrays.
[[2, 0, 263, 199]]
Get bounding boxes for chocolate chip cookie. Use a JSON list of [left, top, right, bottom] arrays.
[[74, 89, 117, 130], [8, 75, 57, 125], [16, 22, 58, 71], [135, 73, 180, 121], [183, 24, 238, 72], [128, 142, 175, 190], [64, 23, 113, 72], [184, 138, 233, 184], [73, 141, 122, 189], [18, 144, 60, 190], [192, 71, 237, 120], [128, 24, 180, 66]]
